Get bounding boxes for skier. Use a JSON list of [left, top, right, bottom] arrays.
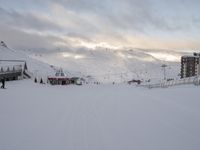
[[1, 77, 5, 89]]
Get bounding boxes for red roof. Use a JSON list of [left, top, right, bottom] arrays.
[[48, 77, 70, 81]]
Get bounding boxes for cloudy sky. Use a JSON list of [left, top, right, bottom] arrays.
[[0, 0, 200, 51]]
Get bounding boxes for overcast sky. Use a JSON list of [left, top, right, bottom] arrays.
[[0, 0, 200, 51]]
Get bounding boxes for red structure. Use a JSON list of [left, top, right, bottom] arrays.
[[48, 77, 71, 85], [48, 69, 71, 85]]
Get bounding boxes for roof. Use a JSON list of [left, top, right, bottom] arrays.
[[48, 77, 70, 80], [48, 69, 68, 79], [182, 55, 200, 58], [182, 52, 200, 58], [55, 69, 66, 77]]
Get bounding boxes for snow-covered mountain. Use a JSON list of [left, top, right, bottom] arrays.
[[2, 42, 200, 150], [28, 48, 182, 83], [0, 41, 55, 78], [1, 41, 184, 83]]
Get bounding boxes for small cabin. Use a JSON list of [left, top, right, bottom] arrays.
[[70, 77, 84, 85], [47, 69, 84, 85], [48, 69, 71, 85]]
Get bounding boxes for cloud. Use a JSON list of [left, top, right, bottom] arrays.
[[0, 7, 63, 32], [0, 0, 200, 51]]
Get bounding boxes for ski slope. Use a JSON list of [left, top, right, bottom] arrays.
[[0, 42, 55, 78], [0, 80, 200, 150], [1, 41, 200, 150], [29, 48, 181, 83], [1, 41, 183, 83]]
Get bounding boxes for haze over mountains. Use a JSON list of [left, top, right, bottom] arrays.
[[1, 41, 188, 83]]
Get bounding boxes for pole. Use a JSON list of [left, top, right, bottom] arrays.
[[161, 64, 167, 80]]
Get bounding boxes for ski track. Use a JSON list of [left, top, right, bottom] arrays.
[[141, 90, 200, 142], [0, 80, 200, 150]]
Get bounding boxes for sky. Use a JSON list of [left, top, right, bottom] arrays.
[[0, 0, 200, 51]]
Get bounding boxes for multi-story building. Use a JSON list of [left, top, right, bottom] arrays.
[[181, 53, 200, 78]]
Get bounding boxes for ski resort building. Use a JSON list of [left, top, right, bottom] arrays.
[[181, 53, 200, 78], [0, 60, 30, 81], [0, 65, 22, 81], [47, 69, 83, 85], [48, 69, 71, 85]]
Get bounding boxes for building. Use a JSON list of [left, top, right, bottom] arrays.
[[0, 60, 30, 81], [47, 69, 84, 85], [48, 69, 71, 85], [181, 53, 200, 78], [0, 65, 22, 81]]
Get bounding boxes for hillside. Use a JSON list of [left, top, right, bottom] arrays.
[[28, 48, 181, 83], [0, 41, 55, 78], [0, 80, 200, 150], [1, 41, 182, 83], [1, 42, 200, 150]]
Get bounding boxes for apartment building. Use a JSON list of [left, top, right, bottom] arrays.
[[181, 53, 200, 78]]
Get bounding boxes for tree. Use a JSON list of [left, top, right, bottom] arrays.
[[40, 78, 43, 84], [34, 78, 37, 83], [24, 62, 28, 70]]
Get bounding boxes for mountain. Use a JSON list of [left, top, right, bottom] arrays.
[[0, 41, 184, 83], [27, 47, 182, 83], [0, 41, 55, 78]]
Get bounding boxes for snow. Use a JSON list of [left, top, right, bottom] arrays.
[[28, 48, 181, 83], [1, 42, 182, 83], [0, 44, 55, 79], [1, 41, 200, 149], [0, 80, 200, 150]]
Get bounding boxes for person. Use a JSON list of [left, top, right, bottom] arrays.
[[1, 77, 5, 89]]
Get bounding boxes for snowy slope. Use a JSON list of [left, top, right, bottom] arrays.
[[0, 80, 200, 150], [0, 42, 55, 78], [0, 41, 183, 83], [29, 48, 181, 83]]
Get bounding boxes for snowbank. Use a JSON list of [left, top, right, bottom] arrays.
[[0, 80, 200, 150]]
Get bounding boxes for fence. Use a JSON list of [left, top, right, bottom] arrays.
[[141, 76, 200, 89]]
